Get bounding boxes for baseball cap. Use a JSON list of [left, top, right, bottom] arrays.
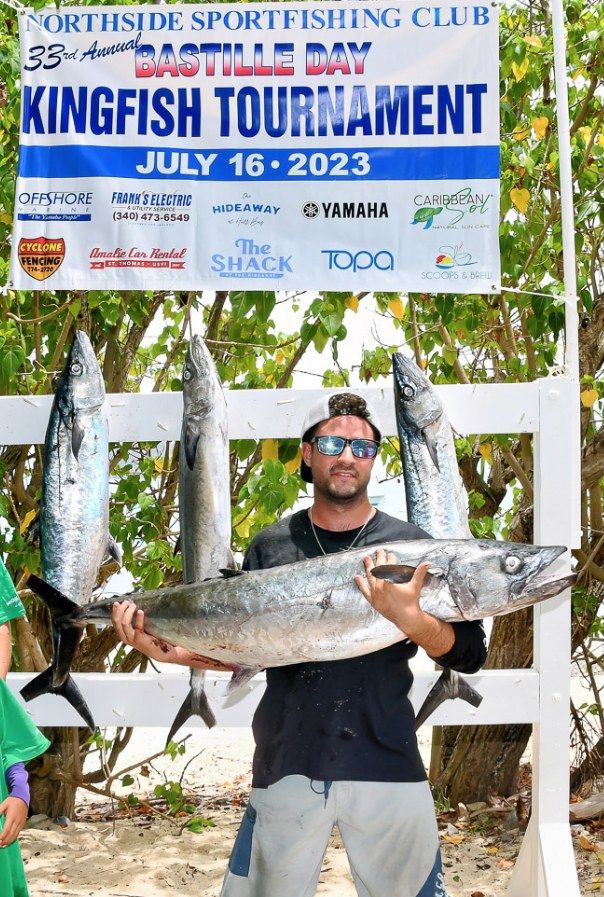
[[300, 392, 382, 483]]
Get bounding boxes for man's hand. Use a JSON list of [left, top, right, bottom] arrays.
[[354, 549, 455, 657], [0, 796, 27, 847], [111, 601, 236, 672]]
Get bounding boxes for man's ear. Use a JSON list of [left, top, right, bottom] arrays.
[[301, 442, 312, 466]]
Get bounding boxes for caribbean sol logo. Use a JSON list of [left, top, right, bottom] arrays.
[[18, 236, 65, 281]]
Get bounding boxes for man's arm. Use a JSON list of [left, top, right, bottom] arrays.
[[111, 602, 236, 671]]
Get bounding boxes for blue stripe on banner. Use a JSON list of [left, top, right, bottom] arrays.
[[18, 213, 92, 221], [18, 144, 499, 182]]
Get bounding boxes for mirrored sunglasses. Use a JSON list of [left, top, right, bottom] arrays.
[[311, 435, 380, 459]]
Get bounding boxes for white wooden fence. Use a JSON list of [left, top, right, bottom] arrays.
[[2, 377, 581, 896]]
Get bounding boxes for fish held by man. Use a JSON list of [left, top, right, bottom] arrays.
[[20, 331, 118, 730], [26, 538, 575, 728]]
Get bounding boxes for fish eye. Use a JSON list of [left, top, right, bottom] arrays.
[[502, 555, 523, 574], [183, 369, 193, 381], [70, 362, 83, 376], [402, 384, 416, 398]]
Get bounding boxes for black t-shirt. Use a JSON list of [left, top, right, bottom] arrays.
[[244, 509, 487, 788]]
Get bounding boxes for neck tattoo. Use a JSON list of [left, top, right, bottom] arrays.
[[308, 507, 376, 556]]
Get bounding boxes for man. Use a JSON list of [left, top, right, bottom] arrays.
[[113, 392, 486, 897]]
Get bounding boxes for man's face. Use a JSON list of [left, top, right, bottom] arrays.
[[302, 415, 377, 503]]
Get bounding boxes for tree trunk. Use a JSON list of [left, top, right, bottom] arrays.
[[431, 608, 534, 802], [28, 727, 83, 819]]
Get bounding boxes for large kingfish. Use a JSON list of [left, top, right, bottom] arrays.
[[169, 336, 235, 740], [21, 332, 118, 728], [27, 538, 574, 728], [394, 353, 481, 725]]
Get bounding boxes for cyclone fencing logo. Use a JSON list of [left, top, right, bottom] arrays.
[[18, 236, 65, 281]]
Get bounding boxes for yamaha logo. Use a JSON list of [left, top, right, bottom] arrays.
[[302, 202, 320, 219], [302, 202, 389, 220]]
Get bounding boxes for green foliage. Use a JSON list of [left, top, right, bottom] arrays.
[[0, 0, 601, 811]]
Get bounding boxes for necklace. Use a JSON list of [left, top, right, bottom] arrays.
[[308, 507, 376, 556]]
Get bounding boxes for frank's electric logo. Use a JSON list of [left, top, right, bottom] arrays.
[[18, 236, 65, 281]]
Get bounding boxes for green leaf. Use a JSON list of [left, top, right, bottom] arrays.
[[187, 816, 216, 833]]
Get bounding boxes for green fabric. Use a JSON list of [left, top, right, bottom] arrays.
[[0, 680, 50, 897], [0, 559, 25, 625]]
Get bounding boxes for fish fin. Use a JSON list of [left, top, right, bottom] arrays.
[[173, 534, 181, 557], [71, 415, 85, 459], [225, 548, 237, 571], [371, 564, 419, 584], [27, 574, 81, 624], [227, 667, 261, 693], [184, 424, 200, 471], [414, 669, 483, 729], [107, 535, 122, 566], [421, 428, 441, 471], [54, 626, 85, 688], [26, 574, 84, 690], [166, 670, 216, 745], [219, 568, 243, 578], [21, 669, 96, 732]]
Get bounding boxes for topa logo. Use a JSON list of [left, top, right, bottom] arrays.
[[321, 249, 394, 272]]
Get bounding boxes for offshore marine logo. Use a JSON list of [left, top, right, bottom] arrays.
[[18, 236, 65, 281], [211, 238, 293, 279], [303, 201, 389, 220], [322, 249, 394, 272], [17, 191, 92, 222]]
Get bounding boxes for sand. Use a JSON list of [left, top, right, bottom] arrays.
[[19, 727, 603, 897]]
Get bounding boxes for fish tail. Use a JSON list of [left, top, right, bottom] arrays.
[[20, 669, 96, 731], [166, 671, 217, 746], [24, 573, 90, 711], [414, 669, 483, 730]]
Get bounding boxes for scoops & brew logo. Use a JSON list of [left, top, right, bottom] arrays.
[[18, 236, 65, 280]]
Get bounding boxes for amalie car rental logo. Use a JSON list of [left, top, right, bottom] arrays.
[[18, 236, 65, 280]]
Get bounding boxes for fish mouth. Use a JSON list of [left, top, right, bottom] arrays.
[[516, 546, 575, 602], [522, 571, 577, 600]]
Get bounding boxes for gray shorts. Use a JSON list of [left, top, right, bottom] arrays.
[[220, 776, 448, 897]]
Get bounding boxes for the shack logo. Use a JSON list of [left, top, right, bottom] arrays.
[[89, 247, 187, 269], [18, 236, 65, 281]]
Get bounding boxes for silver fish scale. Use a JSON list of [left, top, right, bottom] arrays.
[[81, 541, 511, 668], [77, 537, 568, 670], [179, 340, 232, 583], [400, 422, 472, 540], [41, 408, 108, 605]]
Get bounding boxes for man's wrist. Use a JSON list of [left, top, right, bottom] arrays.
[[401, 612, 456, 656]]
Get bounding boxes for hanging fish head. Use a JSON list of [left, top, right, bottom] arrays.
[[55, 331, 105, 458], [392, 352, 443, 434], [182, 335, 225, 469], [433, 541, 575, 618]]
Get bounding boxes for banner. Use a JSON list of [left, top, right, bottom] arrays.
[[10, 2, 500, 292]]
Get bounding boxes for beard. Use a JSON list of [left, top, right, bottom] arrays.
[[312, 464, 371, 504]]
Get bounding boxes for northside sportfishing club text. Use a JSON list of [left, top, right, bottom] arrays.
[[22, 5, 492, 141]]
